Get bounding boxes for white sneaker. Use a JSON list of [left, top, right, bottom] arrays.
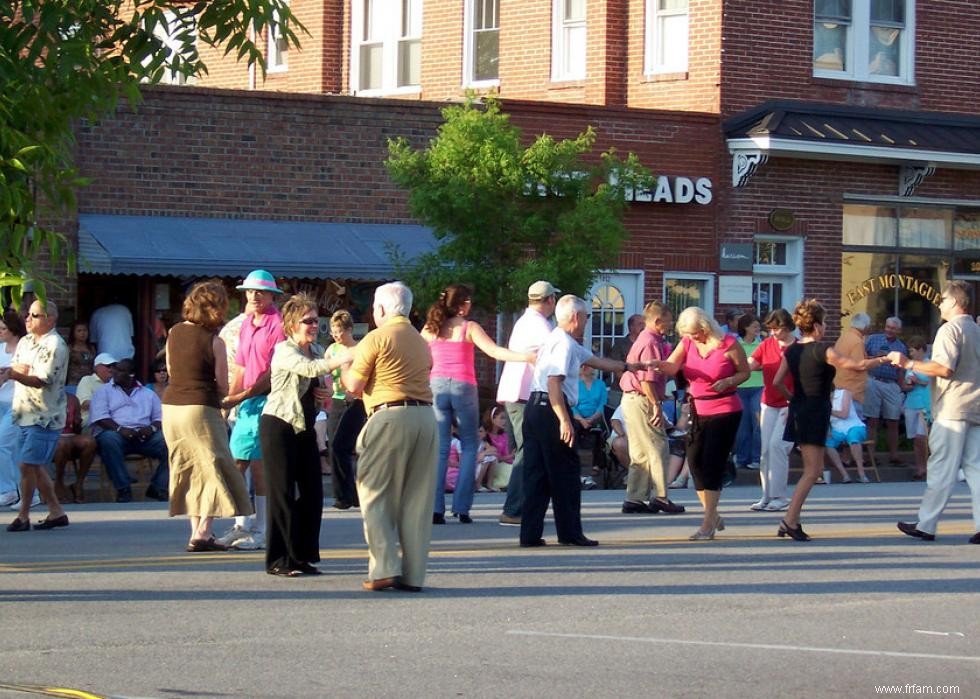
[[765, 498, 790, 512], [216, 525, 251, 547], [9, 493, 41, 510], [0, 491, 18, 507], [232, 531, 265, 550], [749, 499, 770, 511], [858, 474, 871, 484], [745, 462, 760, 470]]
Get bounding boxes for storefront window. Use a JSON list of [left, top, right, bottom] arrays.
[[898, 207, 951, 249], [842, 204, 897, 246]]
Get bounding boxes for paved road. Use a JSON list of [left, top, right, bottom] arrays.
[[1, 482, 977, 699]]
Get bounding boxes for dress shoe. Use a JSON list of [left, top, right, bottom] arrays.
[[897, 521, 935, 541], [145, 485, 168, 502], [969, 532, 980, 545], [33, 514, 69, 530], [520, 538, 547, 548], [558, 536, 599, 547], [333, 500, 352, 510], [651, 497, 685, 514], [432, 513, 446, 525], [621, 500, 655, 514], [116, 487, 132, 504], [498, 514, 521, 527], [362, 577, 398, 591], [454, 512, 473, 524], [395, 578, 422, 592], [777, 519, 811, 542], [268, 566, 302, 577], [298, 562, 322, 575], [6, 517, 30, 532]]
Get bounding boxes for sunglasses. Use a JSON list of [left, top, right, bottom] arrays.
[[299, 317, 318, 326]]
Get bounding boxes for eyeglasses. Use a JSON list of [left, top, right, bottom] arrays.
[[299, 317, 318, 326], [28, 312, 47, 319]]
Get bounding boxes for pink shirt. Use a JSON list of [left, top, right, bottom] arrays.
[[429, 321, 477, 384], [752, 336, 794, 408], [236, 309, 286, 390], [620, 328, 670, 399], [487, 431, 513, 463], [682, 335, 742, 416]]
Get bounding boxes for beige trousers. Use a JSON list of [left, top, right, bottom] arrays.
[[622, 392, 670, 502], [355, 405, 438, 587]]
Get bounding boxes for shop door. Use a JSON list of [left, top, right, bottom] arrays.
[[586, 271, 644, 357]]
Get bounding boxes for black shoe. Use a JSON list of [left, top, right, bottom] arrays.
[[33, 514, 69, 530], [520, 538, 546, 548], [622, 500, 656, 514], [333, 500, 352, 510], [651, 497, 686, 514], [6, 517, 30, 532], [145, 485, 168, 502], [897, 521, 935, 541], [454, 513, 473, 524], [558, 536, 599, 547], [116, 488, 132, 503], [432, 513, 446, 525], [395, 578, 423, 592], [777, 519, 811, 542], [969, 532, 980, 545], [298, 562, 322, 575]]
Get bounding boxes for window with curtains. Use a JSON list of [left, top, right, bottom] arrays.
[[645, 0, 688, 74], [552, 0, 586, 81], [664, 273, 714, 326], [353, 0, 422, 93], [465, 0, 499, 84], [813, 0, 914, 84], [268, 1, 289, 72]]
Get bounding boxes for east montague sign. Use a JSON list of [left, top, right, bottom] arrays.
[[844, 273, 942, 308]]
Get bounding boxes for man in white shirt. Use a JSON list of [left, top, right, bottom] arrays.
[[89, 302, 135, 360], [519, 295, 648, 548], [495, 281, 557, 527]]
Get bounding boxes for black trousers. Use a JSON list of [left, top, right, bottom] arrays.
[[259, 415, 323, 571], [331, 399, 365, 506], [520, 398, 584, 545], [687, 410, 742, 491]]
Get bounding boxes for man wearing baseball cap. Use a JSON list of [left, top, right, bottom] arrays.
[[76, 353, 118, 429], [495, 280, 559, 527], [218, 270, 286, 550]]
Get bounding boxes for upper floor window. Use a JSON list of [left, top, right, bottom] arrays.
[[645, 0, 688, 74], [813, 0, 914, 84], [353, 0, 422, 94], [464, 0, 500, 85], [552, 0, 586, 81], [268, 1, 289, 73], [144, 10, 196, 85]]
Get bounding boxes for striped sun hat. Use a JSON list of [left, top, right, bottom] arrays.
[[236, 269, 284, 294]]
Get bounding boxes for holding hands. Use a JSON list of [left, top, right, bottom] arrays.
[[886, 350, 909, 369]]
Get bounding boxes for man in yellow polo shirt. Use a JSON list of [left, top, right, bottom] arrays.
[[343, 282, 437, 592]]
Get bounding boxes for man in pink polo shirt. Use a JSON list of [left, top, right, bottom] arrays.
[[219, 270, 286, 550]]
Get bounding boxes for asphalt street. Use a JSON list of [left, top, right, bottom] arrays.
[[0, 481, 977, 699]]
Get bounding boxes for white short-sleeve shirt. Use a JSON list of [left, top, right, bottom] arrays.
[[529, 327, 593, 406]]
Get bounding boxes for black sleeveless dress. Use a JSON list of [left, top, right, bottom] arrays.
[[782, 341, 836, 446]]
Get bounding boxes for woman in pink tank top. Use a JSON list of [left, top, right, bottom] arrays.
[[422, 284, 535, 523], [654, 307, 750, 541]]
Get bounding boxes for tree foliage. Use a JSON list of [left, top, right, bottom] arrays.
[[386, 96, 653, 313], [0, 0, 302, 304]]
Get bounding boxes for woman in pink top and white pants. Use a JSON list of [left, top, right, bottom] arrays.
[[422, 284, 535, 524], [654, 307, 750, 540]]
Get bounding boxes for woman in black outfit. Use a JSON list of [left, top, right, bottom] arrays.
[[772, 300, 885, 541]]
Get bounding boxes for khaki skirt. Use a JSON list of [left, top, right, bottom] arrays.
[[162, 404, 253, 518]]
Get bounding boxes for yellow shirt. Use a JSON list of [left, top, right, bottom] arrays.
[[350, 316, 432, 413]]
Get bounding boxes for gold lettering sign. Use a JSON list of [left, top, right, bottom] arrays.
[[844, 274, 941, 308]]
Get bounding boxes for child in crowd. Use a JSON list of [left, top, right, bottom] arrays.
[[824, 387, 870, 483], [608, 403, 629, 470], [474, 425, 499, 492], [445, 422, 461, 492], [903, 336, 931, 481], [483, 405, 514, 490]]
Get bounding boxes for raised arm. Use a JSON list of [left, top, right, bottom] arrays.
[[649, 341, 688, 378], [887, 350, 954, 380], [827, 346, 887, 372], [468, 322, 536, 364]]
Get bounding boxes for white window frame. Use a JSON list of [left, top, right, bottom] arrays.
[[752, 235, 803, 316], [663, 272, 715, 316], [813, 0, 915, 85], [551, 0, 586, 82], [267, 1, 289, 73], [144, 10, 196, 86], [350, 0, 423, 96], [644, 0, 688, 75], [463, 0, 500, 88]]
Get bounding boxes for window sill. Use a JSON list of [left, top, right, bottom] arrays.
[[548, 79, 586, 90], [643, 71, 689, 83], [354, 86, 423, 97], [811, 75, 917, 93]]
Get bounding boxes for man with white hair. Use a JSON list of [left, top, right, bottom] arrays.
[[834, 312, 871, 418], [865, 316, 907, 464], [520, 294, 650, 548], [343, 282, 438, 591]]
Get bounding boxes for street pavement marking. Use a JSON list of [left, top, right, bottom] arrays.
[[0, 524, 973, 573], [0, 683, 106, 698], [508, 630, 980, 663]]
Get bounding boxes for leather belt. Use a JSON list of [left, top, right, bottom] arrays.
[[871, 375, 895, 382], [528, 391, 551, 406], [370, 399, 431, 416]]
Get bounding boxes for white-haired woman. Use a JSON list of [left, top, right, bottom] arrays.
[[652, 307, 750, 540]]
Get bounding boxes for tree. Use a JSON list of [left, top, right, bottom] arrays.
[[0, 0, 302, 305], [385, 96, 652, 313]]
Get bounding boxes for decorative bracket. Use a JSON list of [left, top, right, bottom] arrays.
[[732, 150, 769, 188], [898, 164, 935, 197]]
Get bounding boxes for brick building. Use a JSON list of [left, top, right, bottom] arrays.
[[62, 0, 980, 377]]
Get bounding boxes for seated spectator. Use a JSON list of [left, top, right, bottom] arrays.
[[53, 393, 97, 503], [146, 358, 169, 401], [824, 387, 870, 483], [445, 431, 461, 493], [667, 401, 691, 489], [65, 320, 96, 390], [89, 358, 168, 503], [475, 425, 499, 492], [608, 403, 629, 469], [573, 364, 608, 436], [483, 405, 514, 490], [76, 353, 116, 429], [903, 336, 931, 481]]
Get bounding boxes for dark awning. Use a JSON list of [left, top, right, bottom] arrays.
[[78, 214, 437, 279]]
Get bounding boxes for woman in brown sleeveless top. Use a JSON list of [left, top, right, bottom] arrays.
[[163, 281, 252, 552]]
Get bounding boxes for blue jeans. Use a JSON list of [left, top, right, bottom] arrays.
[[735, 386, 762, 466], [431, 377, 480, 516], [0, 405, 19, 494], [95, 429, 169, 491]]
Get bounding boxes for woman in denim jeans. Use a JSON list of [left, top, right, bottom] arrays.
[[422, 284, 535, 524]]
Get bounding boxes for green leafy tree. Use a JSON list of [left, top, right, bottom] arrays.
[[386, 96, 653, 313], [0, 0, 302, 305]]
